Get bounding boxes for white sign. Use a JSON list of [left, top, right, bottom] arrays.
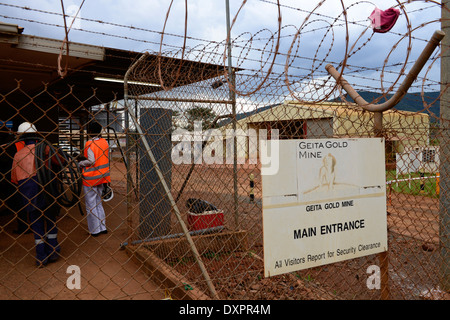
[[262, 138, 388, 277]]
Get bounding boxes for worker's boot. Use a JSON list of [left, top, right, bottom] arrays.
[[45, 233, 60, 263], [35, 240, 48, 267], [30, 210, 48, 267]]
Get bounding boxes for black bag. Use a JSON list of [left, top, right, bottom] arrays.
[[186, 198, 217, 214]]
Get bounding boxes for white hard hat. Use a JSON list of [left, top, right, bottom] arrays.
[[18, 122, 37, 133]]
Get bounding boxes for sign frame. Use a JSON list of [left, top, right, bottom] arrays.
[[262, 138, 388, 277]]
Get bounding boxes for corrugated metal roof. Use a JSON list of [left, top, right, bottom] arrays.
[[222, 100, 429, 127], [0, 23, 224, 117]]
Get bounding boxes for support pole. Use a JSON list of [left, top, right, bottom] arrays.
[[374, 111, 390, 300], [374, 111, 383, 138], [440, 0, 450, 293], [225, 0, 239, 229]]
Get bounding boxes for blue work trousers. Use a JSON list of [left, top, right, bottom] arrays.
[[19, 176, 60, 266]]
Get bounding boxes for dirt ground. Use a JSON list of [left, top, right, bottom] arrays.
[[0, 164, 166, 299], [0, 160, 448, 300], [168, 190, 447, 300], [163, 163, 448, 300]]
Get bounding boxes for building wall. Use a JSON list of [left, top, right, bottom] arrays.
[[216, 101, 430, 161], [306, 118, 333, 139]]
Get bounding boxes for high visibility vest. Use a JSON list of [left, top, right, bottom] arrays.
[[11, 141, 27, 184], [82, 138, 111, 187], [15, 141, 25, 152], [11, 143, 37, 185]]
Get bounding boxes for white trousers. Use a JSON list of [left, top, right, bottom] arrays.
[[83, 185, 107, 234]]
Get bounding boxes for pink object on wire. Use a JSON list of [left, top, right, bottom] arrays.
[[369, 7, 400, 33]]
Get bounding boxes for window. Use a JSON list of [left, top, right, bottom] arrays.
[[422, 149, 436, 163]]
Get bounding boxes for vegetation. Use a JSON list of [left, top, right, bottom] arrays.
[[386, 170, 439, 198], [184, 105, 218, 131]]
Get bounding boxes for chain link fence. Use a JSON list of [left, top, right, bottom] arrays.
[[0, 0, 449, 300]]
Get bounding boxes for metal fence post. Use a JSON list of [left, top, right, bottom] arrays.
[[374, 111, 390, 300], [225, 0, 239, 229], [440, 0, 450, 293]]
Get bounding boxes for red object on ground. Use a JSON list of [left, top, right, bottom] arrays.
[[188, 210, 224, 231]]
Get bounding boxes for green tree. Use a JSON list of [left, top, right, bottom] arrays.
[[184, 105, 217, 131]]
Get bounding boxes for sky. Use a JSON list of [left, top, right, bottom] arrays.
[[0, 0, 444, 103]]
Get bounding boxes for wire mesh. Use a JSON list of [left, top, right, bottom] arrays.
[[0, 0, 449, 300]]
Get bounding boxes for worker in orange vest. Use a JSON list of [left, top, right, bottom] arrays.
[[0, 121, 29, 234], [11, 122, 61, 267], [79, 121, 110, 237]]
